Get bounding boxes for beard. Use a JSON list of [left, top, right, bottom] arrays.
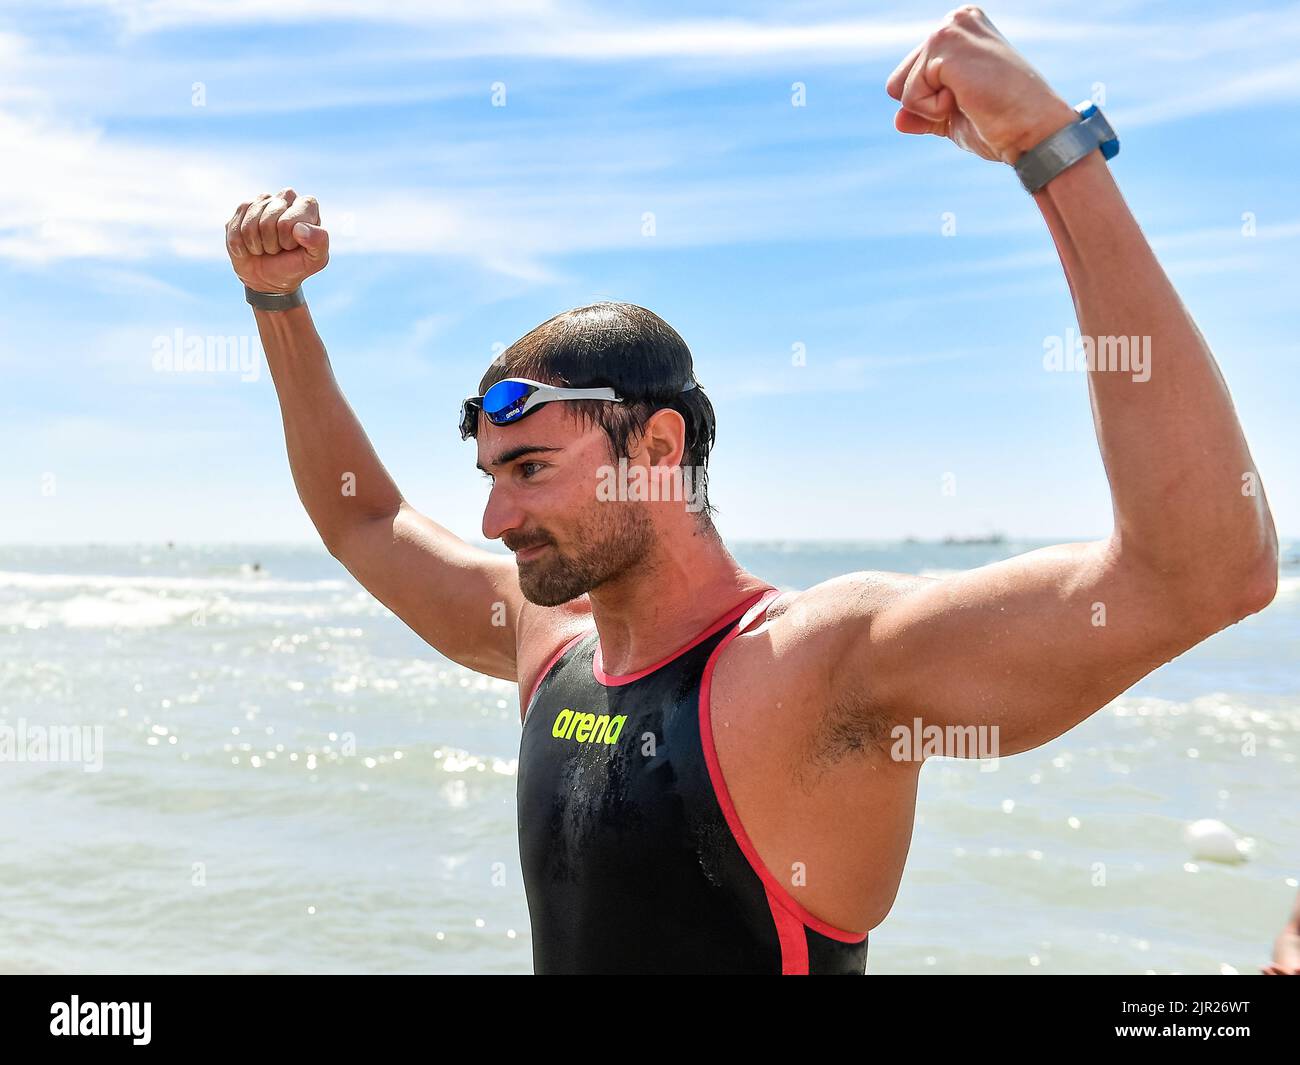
[[512, 502, 655, 607]]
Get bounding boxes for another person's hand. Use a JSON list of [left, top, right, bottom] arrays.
[[1263, 889, 1300, 974], [886, 5, 1078, 165], [225, 188, 328, 293]]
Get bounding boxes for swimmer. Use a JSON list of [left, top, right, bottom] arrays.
[[223, 8, 1278, 973]]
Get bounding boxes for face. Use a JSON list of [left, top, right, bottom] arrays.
[[476, 403, 655, 606]]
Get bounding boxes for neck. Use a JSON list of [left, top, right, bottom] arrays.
[[585, 521, 770, 676]]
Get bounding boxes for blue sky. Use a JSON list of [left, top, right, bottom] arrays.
[[1, 0, 1297, 544]]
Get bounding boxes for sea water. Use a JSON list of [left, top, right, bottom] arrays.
[[1, 540, 1296, 974]]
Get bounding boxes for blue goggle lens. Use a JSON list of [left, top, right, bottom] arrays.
[[482, 380, 536, 424]]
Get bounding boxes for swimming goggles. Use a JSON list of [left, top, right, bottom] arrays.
[[459, 377, 695, 440]]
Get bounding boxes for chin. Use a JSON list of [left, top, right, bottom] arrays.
[[519, 582, 587, 608], [517, 566, 575, 607]]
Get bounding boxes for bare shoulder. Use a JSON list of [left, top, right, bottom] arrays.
[[514, 596, 595, 722], [763, 570, 940, 638], [709, 576, 930, 927], [733, 571, 940, 675], [718, 571, 940, 771]]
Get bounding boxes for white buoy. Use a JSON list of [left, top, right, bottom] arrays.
[[1184, 819, 1252, 864]]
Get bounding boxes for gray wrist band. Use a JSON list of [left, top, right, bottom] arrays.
[[1014, 100, 1120, 194], [245, 285, 306, 311]]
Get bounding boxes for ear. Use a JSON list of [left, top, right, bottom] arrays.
[[639, 407, 688, 468]]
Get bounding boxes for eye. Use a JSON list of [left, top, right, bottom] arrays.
[[519, 461, 545, 479]]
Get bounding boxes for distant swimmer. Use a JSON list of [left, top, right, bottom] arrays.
[[1262, 889, 1300, 975], [224, 7, 1279, 973]]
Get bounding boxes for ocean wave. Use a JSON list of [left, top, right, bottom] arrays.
[[1109, 691, 1298, 731], [907, 570, 1300, 592], [0, 570, 347, 594], [0, 587, 383, 629], [1274, 574, 1300, 598], [1, 592, 204, 629]]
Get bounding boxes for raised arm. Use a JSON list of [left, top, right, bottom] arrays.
[[224, 190, 526, 681], [790, 7, 1277, 760]]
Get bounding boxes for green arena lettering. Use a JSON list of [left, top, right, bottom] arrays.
[[551, 708, 627, 745]]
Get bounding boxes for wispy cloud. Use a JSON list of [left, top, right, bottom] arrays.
[[1113, 58, 1300, 127], [5, 0, 1298, 281], [2, 0, 1298, 541], [64, 0, 564, 34], [0, 107, 261, 263], [0, 78, 918, 277]]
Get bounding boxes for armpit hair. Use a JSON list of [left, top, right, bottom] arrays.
[[795, 684, 895, 792]]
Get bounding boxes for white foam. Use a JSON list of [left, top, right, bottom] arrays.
[[0, 579, 380, 629], [0, 570, 346, 594], [0, 590, 205, 629], [1274, 574, 1300, 598]]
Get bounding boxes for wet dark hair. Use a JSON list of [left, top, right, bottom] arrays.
[[475, 302, 718, 519]]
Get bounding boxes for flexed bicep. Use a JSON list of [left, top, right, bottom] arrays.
[[804, 541, 1259, 761]]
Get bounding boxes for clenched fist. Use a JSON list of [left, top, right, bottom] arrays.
[[225, 188, 328, 293], [886, 6, 1077, 166]]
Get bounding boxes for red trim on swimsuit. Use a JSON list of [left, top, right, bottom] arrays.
[[591, 588, 773, 687], [697, 587, 870, 963], [522, 629, 589, 722], [765, 888, 811, 975]]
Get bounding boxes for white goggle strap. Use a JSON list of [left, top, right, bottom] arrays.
[[523, 386, 623, 416]]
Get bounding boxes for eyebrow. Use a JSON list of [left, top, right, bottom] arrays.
[[476, 445, 563, 473]]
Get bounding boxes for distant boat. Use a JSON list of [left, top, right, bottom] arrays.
[[942, 533, 1007, 546]]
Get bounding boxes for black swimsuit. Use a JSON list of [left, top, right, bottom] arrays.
[[516, 587, 869, 974]]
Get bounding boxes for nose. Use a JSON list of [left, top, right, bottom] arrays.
[[481, 480, 526, 544]]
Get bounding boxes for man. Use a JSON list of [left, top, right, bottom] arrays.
[[224, 7, 1277, 974]]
